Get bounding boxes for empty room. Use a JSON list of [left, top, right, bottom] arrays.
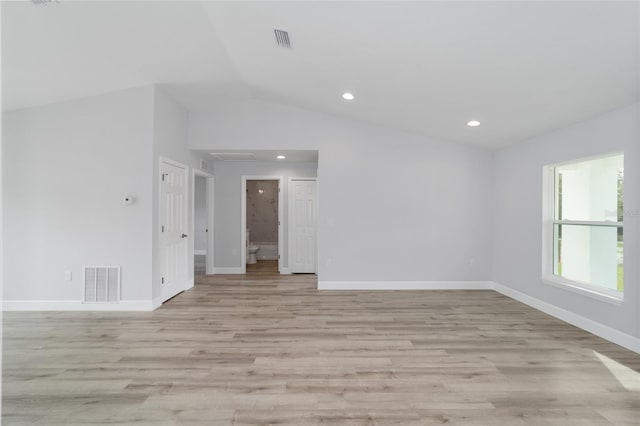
[[1, 1, 639, 425]]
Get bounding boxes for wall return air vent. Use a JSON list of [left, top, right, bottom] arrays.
[[274, 29, 291, 48], [84, 266, 121, 303]]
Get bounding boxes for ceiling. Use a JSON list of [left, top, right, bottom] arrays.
[[3, 1, 639, 149]]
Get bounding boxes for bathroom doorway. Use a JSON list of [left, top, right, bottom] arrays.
[[241, 176, 283, 274]]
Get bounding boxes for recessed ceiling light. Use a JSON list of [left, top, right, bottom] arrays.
[[467, 120, 481, 127], [277, 155, 286, 159], [342, 92, 355, 101]]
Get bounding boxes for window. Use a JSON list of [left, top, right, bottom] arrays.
[[543, 153, 624, 302]]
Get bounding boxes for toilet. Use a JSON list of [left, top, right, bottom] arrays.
[[246, 229, 260, 265]]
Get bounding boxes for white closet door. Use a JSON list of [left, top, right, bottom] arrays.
[[160, 161, 188, 302], [290, 179, 317, 273]]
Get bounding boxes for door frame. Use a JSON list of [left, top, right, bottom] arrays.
[[241, 175, 283, 273], [288, 177, 318, 274], [159, 157, 190, 303], [191, 169, 214, 276]]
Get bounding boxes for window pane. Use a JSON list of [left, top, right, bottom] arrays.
[[555, 154, 623, 221], [554, 224, 623, 292]]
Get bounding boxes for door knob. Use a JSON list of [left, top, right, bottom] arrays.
[[181, 233, 188, 238]]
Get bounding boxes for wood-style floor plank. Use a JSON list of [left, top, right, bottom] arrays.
[[3, 274, 639, 425]]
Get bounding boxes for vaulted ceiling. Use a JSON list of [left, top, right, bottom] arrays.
[[3, 1, 639, 148]]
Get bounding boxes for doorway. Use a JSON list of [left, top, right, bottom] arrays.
[[192, 170, 214, 277], [159, 158, 189, 303], [241, 176, 283, 274]]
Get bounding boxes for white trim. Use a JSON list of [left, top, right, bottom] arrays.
[[491, 282, 639, 354], [288, 177, 318, 274], [542, 275, 623, 305], [194, 249, 206, 255], [213, 267, 243, 274], [3, 300, 155, 312], [541, 164, 555, 279], [318, 281, 492, 290], [185, 279, 194, 290], [279, 267, 291, 275], [241, 176, 283, 274]]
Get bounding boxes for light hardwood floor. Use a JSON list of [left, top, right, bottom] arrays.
[[3, 274, 640, 425], [246, 260, 279, 274]]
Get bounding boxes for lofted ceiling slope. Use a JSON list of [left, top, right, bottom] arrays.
[[3, 1, 639, 149]]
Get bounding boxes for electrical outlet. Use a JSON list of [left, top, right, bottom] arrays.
[[64, 271, 72, 281]]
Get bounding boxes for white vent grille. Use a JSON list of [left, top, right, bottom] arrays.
[[84, 266, 120, 303], [209, 152, 257, 162], [274, 29, 291, 48]]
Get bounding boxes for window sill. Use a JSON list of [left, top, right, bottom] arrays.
[[541, 275, 623, 306]]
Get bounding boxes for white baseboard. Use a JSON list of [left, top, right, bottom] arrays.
[[318, 281, 492, 290], [491, 281, 640, 354], [279, 267, 291, 275], [2, 300, 155, 312], [213, 267, 243, 274], [194, 249, 206, 255], [185, 279, 194, 290]]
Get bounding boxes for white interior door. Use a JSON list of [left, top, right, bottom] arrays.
[[160, 161, 188, 302], [290, 179, 317, 273]]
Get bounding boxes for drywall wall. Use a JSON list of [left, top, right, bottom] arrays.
[[2, 86, 155, 301], [213, 161, 318, 269], [194, 176, 207, 252], [151, 87, 209, 300], [189, 98, 494, 282], [492, 103, 639, 338]]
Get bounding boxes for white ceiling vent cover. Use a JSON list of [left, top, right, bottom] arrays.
[[210, 152, 257, 162], [84, 266, 120, 303], [274, 29, 291, 48]]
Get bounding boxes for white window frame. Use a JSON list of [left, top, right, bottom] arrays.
[[541, 152, 624, 305]]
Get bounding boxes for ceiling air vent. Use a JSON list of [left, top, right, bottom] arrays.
[[274, 29, 291, 48], [210, 152, 257, 162]]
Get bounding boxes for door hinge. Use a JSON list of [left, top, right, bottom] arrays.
[[161, 225, 165, 232], [278, 254, 280, 259], [161, 173, 168, 182], [205, 228, 208, 233], [161, 277, 165, 284]]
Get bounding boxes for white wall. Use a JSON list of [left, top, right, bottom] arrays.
[[492, 103, 639, 338], [213, 161, 318, 269], [3, 86, 155, 301], [189, 98, 494, 283], [194, 176, 207, 252]]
